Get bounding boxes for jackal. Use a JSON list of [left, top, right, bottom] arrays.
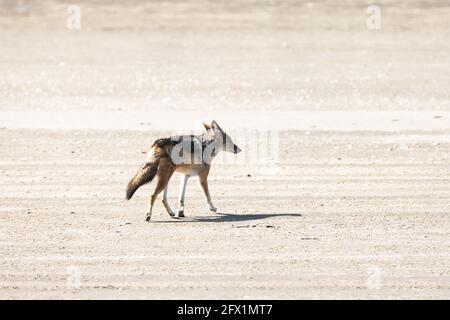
[[126, 120, 241, 222]]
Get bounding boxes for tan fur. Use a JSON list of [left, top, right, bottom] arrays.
[[198, 166, 215, 210], [126, 120, 240, 222], [145, 157, 175, 221]]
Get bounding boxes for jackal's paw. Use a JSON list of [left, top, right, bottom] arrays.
[[144, 213, 152, 222], [168, 211, 176, 217], [178, 210, 185, 218], [209, 206, 217, 212]]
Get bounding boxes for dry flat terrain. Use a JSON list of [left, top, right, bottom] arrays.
[[0, 0, 449, 299]]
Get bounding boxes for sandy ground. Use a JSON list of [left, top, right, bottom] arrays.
[[1, 0, 450, 299]]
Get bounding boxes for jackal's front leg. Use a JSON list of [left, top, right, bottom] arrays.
[[199, 176, 217, 212], [177, 175, 189, 217]]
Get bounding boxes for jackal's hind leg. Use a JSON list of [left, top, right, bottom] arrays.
[[146, 193, 158, 222], [162, 185, 175, 217], [145, 158, 175, 222]]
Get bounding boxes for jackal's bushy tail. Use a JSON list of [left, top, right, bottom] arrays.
[[125, 155, 160, 200]]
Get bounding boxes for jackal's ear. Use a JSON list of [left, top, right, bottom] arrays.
[[211, 120, 223, 132], [203, 122, 212, 131]]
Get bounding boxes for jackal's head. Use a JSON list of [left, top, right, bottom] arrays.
[[203, 120, 241, 154]]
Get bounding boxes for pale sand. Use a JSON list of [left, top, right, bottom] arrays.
[[0, 1, 449, 299], [1, 126, 449, 299]]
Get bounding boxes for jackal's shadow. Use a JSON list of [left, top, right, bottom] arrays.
[[153, 212, 302, 223]]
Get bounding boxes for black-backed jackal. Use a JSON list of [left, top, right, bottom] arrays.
[[126, 120, 241, 222]]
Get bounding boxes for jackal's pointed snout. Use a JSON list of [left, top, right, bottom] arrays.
[[233, 145, 241, 154]]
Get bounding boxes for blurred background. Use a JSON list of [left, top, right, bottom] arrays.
[[1, 0, 449, 114]]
